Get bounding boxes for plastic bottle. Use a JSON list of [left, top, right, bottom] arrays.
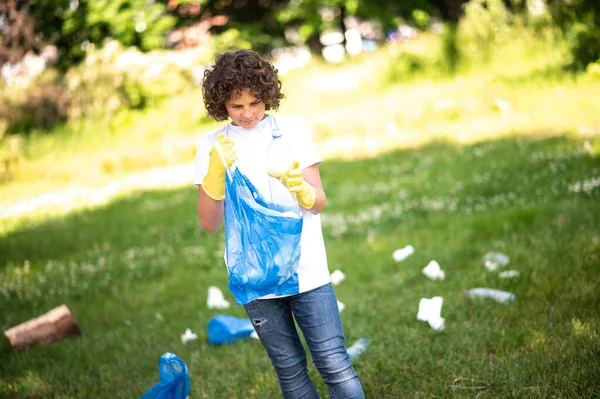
[[346, 338, 369, 361], [266, 128, 296, 206], [463, 288, 515, 303], [141, 352, 190, 399]]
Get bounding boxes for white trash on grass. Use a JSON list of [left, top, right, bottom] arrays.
[[207, 286, 230, 309], [484, 252, 510, 271], [337, 300, 345, 312], [464, 288, 515, 303], [417, 296, 445, 331], [392, 245, 414, 262], [498, 270, 520, 279], [330, 270, 345, 285], [422, 260, 445, 280], [181, 328, 198, 344]]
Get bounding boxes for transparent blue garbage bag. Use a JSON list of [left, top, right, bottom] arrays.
[[208, 315, 256, 345], [140, 353, 190, 399], [224, 167, 303, 305]]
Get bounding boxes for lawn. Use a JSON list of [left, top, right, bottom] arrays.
[[1, 133, 599, 398], [1, 26, 600, 398]]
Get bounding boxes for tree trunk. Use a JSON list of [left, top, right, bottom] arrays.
[[3, 304, 81, 351]]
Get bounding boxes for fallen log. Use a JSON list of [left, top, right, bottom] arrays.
[[3, 304, 81, 351]]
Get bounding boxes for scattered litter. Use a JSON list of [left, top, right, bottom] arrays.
[[498, 270, 520, 279], [330, 270, 345, 285], [337, 300, 345, 312], [207, 286, 231, 309], [417, 296, 445, 331], [464, 288, 515, 303], [484, 252, 510, 271], [422, 260, 445, 280], [180, 328, 198, 344], [141, 352, 190, 399], [347, 338, 369, 361], [207, 315, 256, 345], [392, 245, 414, 262], [250, 331, 259, 340]]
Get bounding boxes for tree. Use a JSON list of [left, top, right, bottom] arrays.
[[547, 0, 600, 69]]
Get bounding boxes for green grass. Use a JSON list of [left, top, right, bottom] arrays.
[[1, 133, 599, 398], [1, 25, 600, 398]]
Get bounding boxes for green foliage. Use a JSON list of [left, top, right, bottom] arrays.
[[65, 41, 194, 119], [29, 0, 176, 70], [459, 0, 513, 61], [548, 0, 600, 69]]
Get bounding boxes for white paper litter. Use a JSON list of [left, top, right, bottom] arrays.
[[392, 245, 414, 262], [181, 328, 198, 344], [250, 331, 259, 340], [207, 286, 230, 309], [337, 300, 345, 312], [498, 270, 520, 278], [422, 260, 445, 280], [330, 270, 345, 285], [417, 296, 445, 331]]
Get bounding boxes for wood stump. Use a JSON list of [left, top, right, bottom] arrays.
[[3, 304, 81, 351]]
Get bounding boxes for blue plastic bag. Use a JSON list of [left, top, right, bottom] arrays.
[[207, 315, 256, 345], [140, 353, 190, 399], [224, 167, 303, 305]]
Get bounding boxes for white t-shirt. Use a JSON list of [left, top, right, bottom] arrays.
[[194, 114, 330, 298]]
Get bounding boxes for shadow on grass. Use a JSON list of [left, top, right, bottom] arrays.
[[1, 133, 599, 398]]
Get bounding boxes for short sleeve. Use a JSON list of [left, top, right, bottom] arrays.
[[193, 135, 213, 186], [279, 116, 321, 170]]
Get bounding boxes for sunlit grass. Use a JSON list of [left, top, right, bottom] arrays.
[[1, 28, 599, 208]]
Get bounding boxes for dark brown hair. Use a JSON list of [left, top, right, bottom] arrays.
[[201, 49, 284, 121]]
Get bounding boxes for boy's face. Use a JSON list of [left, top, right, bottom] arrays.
[[225, 89, 266, 129]]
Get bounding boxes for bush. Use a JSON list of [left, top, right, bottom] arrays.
[[0, 79, 69, 135]]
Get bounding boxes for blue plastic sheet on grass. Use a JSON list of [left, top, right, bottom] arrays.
[[140, 352, 189, 399], [224, 168, 302, 305]]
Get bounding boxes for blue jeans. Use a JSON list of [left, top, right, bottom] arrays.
[[244, 283, 365, 399]]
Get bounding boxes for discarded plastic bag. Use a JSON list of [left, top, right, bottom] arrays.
[[141, 352, 190, 399], [207, 315, 256, 345], [224, 167, 303, 305]]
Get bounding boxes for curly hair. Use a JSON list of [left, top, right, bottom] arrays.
[[201, 49, 284, 121]]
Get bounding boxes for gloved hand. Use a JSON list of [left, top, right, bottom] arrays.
[[284, 161, 316, 209], [202, 132, 237, 200]]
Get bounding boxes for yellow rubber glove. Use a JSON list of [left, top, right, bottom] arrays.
[[202, 132, 237, 200], [285, 161, 316, 209]]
